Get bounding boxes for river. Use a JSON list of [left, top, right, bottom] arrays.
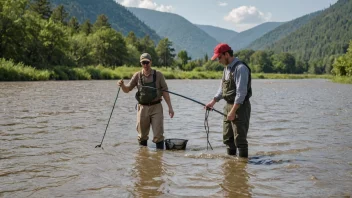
[[1, 79, 351, 197]]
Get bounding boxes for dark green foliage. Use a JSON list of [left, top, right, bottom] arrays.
[[156, 38, 175, 66], [68, 16, 80, 33], [267, 0, 352, 71], [248, 11, 322, 50], [93, 14, 110, 31], [29, 0, 52, 19], [332, 40, 352, 76], [80, 19, 92, 35], [51, 5, 68, 24], [228, 22, 284, 51], [50, 0, 160, 42]]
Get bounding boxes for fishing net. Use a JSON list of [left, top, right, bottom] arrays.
[[165, 139, 188, 150]]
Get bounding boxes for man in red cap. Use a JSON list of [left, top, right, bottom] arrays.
[[206, 43, 252, 157]]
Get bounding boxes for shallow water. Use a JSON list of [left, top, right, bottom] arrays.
[[1, 79, 351, 197]]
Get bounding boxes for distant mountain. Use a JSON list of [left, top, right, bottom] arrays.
[[248, 11, 322, 50], [128, 7, 219, 59], [196, 24, 238, 43], [268, 0, 352, 62], [228, 22, 285, 51], [50, 0, 160, 42]]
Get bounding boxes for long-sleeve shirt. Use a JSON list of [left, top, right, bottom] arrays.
[[214, 58, 249, 104]]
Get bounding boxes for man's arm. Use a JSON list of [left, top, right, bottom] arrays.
[[228, 65, 249, 120], [117, 73, 138, 93], [159, 72, 174, 118]]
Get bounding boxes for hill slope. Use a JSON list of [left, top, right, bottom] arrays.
[[248, 11, 322, 50], [128, 7, 219, 59], [268, 0, 352, 62], [196, 24, 238, 43], [228, 22, 284, 51], [50, 0, 160, 42]]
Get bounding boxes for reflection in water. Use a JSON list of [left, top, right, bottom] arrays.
[[133, 148, 164, 197], [221, 159, 251, 198]]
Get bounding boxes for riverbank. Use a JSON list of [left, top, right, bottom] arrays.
[[1, 60, 350, 83]]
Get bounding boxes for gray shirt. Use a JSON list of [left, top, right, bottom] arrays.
[[214, 58, 249, 104]]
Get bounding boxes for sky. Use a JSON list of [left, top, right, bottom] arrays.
[[115, 0, 338, 32]]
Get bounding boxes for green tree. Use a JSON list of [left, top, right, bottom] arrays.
[[272, 52, 296, 73], [156, 38, 175, 66], [0, 0, 28, 61], [93, 14, 111, 32], [234, 49, 255, 64], [80, 19, 92, 35], [51, 5, 68, 24], [332, 40, 352, 76], [204, 54, 208, 62], [249, 51, 272, 73], [29, 0, 52, 20], [177, 50, 191, 66], [125, 31, 138, 47], [68, 16, 80, 33], [88, 28, 127, 66]]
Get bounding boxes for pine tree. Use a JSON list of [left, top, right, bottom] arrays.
[[51, 5, 68, 24], [29, 0, 52, 20]]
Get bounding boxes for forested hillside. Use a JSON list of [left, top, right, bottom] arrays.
[[228, 22, 284, 51], [128, 7, 219, 59], [248, 11, 322, 50], [50, 0, 160, 42], [196, 24, 238, 43], [268, 0, 352, 72]]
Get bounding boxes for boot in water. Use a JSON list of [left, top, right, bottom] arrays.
[[156, 141, 164, 149], [238, 147, 248, 158], [227, 143, 236, 156], [139, 140, 147, 146]]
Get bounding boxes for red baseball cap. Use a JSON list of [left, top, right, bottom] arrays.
[[211, 43, 232, 60]]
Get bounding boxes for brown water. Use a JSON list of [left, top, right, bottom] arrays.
[[1, 79, 351, 197]]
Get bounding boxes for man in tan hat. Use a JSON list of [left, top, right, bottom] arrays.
[[117, 53, 174, 149], [205, 43, 252, 157]]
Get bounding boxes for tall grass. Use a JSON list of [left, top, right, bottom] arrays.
[[1, 59, 346, 82]]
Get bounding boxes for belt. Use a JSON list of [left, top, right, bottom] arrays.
[[139, 100, 161, 106], [226, 99, 249, 104]]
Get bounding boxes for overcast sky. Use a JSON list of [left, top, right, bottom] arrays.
[[115, 0, 338, 32]]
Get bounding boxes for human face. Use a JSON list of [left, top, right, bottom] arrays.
[[141, 60, 151, 72], [217, 53, 227, 65]]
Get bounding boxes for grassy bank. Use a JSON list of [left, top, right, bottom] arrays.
[[1, 59, 349, 82]]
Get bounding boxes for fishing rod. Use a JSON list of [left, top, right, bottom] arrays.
[[141, 86, 226, 117], [95, 87, 121, 149]]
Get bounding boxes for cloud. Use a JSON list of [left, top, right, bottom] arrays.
[[117, 0, 173, 12], [218, 2, 228, 6], [224, 6, 271, 24]]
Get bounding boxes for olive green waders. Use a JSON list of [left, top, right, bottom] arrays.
[[223, 101, 251, 157]]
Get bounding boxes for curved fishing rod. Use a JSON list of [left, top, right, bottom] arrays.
[[141, 86, 226, 117]]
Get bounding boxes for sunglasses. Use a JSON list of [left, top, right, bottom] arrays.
[[141, 61, 150, 65]]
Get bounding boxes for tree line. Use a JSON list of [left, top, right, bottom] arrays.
[[1, 0, 350, 77]]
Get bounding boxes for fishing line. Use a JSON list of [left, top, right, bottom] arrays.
[[204, 108, 213, 150], [141, 86, 221, 150]]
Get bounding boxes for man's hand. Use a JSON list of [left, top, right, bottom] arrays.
[[227, 110, 236, 121], [169, 108, 174, 118], [205, 99, 216, 110], [117, 80, 124, 87]]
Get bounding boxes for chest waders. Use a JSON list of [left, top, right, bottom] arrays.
[[135, 70, 158, 105], [222, 61, 252, 157]]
